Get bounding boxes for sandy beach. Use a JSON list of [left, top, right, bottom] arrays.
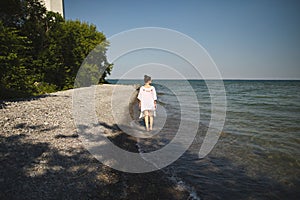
[[0, 84, 189, 200]]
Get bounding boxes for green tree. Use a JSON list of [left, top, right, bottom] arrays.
[[0, 21, 35, 98], [0, 0, 53, 97], [0, 0, 112, 98], [0, 0, 112, 99], [42, 19, 112, 90]]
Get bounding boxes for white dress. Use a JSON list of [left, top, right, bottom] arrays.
[[137, 86, 157, 118]]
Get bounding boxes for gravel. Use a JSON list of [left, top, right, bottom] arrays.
[[0, 84, 189, 200]]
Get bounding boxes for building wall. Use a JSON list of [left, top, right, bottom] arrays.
[[41, 0, 64, 17]]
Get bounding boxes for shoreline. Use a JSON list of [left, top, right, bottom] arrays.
[[0, 84, 190, 199]]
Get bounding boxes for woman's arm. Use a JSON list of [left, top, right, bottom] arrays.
[[137, 87, 143, 109], [152, 87, 157, 100]]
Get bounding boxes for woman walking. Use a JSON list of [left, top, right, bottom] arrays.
[[137, 75, 157, 131]]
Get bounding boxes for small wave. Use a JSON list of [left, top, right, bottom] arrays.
[[162, 167, 201, 200], [136, 140, 201, 200]]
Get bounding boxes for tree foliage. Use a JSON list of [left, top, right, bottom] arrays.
[[0, 0, 112, 99]]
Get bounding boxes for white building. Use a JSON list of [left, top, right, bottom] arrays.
[[41, 0, 64, 18]]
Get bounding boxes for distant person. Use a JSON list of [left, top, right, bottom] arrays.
[[137, 75, 157, 131]]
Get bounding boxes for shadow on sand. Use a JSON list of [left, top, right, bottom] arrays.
[[0, 121, 189, 200]]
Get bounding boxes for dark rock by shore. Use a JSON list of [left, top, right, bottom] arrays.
[[0, 85, 189, 200]]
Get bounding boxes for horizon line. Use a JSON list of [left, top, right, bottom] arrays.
[[107, 78, 300, 81]]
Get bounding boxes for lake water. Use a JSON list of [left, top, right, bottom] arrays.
[[109, 79, 300, 199]]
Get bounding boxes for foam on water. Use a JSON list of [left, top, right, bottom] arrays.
[[136, 138, 201, 200]]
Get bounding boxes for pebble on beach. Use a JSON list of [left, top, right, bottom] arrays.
[[0, 84, 189, 200]]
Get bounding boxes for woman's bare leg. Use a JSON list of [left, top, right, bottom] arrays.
[[149, 116, 153, 131], [145, 116, 149, 131], [144, 111, 149, 131]]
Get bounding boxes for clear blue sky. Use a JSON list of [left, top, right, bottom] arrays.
[[64, 0, 300, 79]]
